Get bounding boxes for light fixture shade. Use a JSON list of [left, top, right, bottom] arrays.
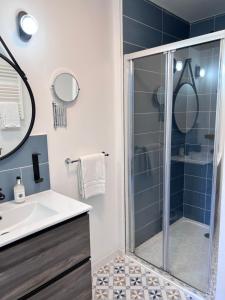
[[176, 60, 183, 72], [17, 11, 38, 41], [199, 68, 206, 78], [195, 66, 206, 78], [20, 14, 38, 35]]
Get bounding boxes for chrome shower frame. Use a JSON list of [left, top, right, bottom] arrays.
[[124, 30, 225, 295]]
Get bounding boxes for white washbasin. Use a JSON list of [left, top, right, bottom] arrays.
[[0, 190, 91, 247], [0, 202, 57, 235]]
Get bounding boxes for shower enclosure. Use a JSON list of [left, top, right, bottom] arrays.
[[124, 31, 225, 293]]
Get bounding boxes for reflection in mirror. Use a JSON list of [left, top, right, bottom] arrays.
[[52, 73, 79, 102], [153, 86, 165, 121], [0, 55, 35, 159], [174, 83, 199, 133]]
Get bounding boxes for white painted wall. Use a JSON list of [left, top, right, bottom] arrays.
[[0, 0, 124, 266]]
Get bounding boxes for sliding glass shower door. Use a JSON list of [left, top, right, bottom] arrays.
[[132, 53, 166, 269], [168, 40, 220, 291], [126, 37, 223, 293]]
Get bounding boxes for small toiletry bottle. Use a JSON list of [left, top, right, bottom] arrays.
[[14, 176, 25, 203]]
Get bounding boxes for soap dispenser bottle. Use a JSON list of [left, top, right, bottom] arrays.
[[14, 176, 25, 203]]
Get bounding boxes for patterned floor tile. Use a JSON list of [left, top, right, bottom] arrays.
[[92, 256, 193, 300]]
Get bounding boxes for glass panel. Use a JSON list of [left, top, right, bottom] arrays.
[[169, 40, 220, 292], [132, 53, 166, 268]]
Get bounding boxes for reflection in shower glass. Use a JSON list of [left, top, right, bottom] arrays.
[[169, 40, 220, 291], [132, 53, 166, 268], [130, 40, 221, 293]]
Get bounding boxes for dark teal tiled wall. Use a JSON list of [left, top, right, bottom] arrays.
[[123, 0, 190, 246], [0, 135, 50, 201], [190, 13, 225, 37], [123, 0, 190, 55], [124, 0, 223, 246]]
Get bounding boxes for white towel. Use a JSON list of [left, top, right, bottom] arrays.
[[0, 102, 21, 129], [78, 153, 106, 199]]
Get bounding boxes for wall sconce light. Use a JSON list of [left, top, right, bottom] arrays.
[[174, 59, 183, 73], [17, 11, 38, 42], [195, 66, 205, 78]]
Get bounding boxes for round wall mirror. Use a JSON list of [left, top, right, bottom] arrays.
[[52, 73, 79, 102], [174, 83, 199, 133], [0, 54, 35, 160]]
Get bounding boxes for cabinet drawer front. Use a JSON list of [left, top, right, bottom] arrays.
[[27, 261, 92, 300], [0, 214, 90, 300]]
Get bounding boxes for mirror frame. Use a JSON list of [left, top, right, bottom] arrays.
[[173, 81, 199, 134], [0, 53, 36, 160]]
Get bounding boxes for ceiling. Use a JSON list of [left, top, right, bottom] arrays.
[[150, 0, 225, 23]]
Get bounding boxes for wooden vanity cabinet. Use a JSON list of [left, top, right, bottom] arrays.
[[25, 260, 92, 300], [0, 213, 92, 300]]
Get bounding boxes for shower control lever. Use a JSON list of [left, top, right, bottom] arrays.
[[32, 153, 44, 183]]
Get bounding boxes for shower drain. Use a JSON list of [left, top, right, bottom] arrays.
[[204, 233, 210, 238]]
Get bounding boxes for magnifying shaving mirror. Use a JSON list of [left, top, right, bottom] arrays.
[[52, 73, 79, 103], [51, 71, 80, 129]]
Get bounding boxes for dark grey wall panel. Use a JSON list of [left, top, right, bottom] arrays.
[[134, 92, 159, 113], [135, 218, 162, 246], [134, 168, 160, 194], [135, 201, 160, 230], [134, 132, 160, 149], [123, 0, 190, 55], [123, 16, 162, 49], [183, 204, 205, 223], [123, 42, 144, 54], [183, 189, 205, 209], [134, 150, 160, 173], [0, 135, 50, 201], [215, 13, 225, 31], [163, 10, 189, 39], [190, 18, 214, 37], [123, 0, 162, 31], [0, 135, 49, 170], [134, 69, 162, 93], [134, 185, 160, 212], [134, 113, 161, 134], [190, 13, 225, 37], [162, 33, 179, 44]]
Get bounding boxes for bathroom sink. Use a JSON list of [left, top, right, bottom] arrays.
[[0, 202, 57, 235], [0, 190, 91, 247], [172, 151, 213, 165]]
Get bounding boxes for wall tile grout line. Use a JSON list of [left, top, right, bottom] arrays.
[[0, 162, 49, 173], [123, 14, 187, 41], [135, 199, 160, 215], [0, 135, 50, 201], [123, 40, 146, 49], [123, 14, 163, 34]]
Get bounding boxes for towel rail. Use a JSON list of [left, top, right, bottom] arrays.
[[65, 152, 109, 165]]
